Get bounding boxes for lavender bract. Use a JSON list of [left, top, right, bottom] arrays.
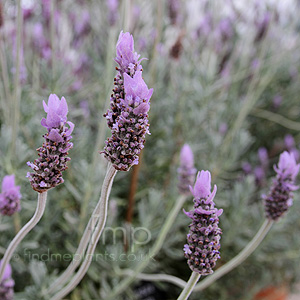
[[177, 144, 196, 195], [103, 31, 153, 171], [0, 261, 14, 300], [0, 175, 21, 216], [183, 171, 223, 275], [27, 94, 74, 192], [263, 151, 300, 221]]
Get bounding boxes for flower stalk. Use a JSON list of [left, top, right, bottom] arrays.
[[49, 164, 117, 300], [0, 192, 47, 282], [106, 194, 187, 299], [177, 272, 201, 300]]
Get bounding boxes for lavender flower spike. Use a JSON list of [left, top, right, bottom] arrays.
[[184, 171, 223, 275], [178, 144, 196, 194], [27, 94, 74, 192], [103, 31, 153, 171], [0, 175, 21, 216], [264, 151, 300, 221], [0, 261, 14, 300]]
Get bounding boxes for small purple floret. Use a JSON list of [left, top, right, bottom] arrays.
[[177, 144, 196, 194], [264, 151, 300, 220], [183, 170, 222, 275], [0, 175, 21, 216], [27, 94, 74, 192], [0, 260, 14, 300]]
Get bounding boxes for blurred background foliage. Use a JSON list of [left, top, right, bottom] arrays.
[[0, 0, 300, 299]]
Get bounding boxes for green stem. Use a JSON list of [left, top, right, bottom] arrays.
[[51, 0, 56, 84], [11, 0, 22, 159], [78, 28, 118, 235], [0, 192, 47, 281], [251, 108, 300, 131], [107, 194, 187, 299], [117, 268, 186, 288], [48, 165, 117, 299], [120, 220, 273, 292], [193, 219, 273, 291], [177, 272, 201, 300]]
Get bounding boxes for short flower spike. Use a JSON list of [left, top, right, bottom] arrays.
[[184, 170, 223, 275], [177, 144, 196, 195], [102, 31, 153, 171], [27, 94, 74, 192], [0, 175, 21, 216], [264, 151, 300, 220]]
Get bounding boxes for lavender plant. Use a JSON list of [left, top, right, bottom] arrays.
[[27, 94, 74, 192], [1, 1, 300, 299], [264, 151, 300, 220], [49, 31, 153, 300], [0, 94, 73, 286], [0, 175, 21, 216], [183, 170, 223, 276], [102, 31, 153, 171], [177, 170, 222, 299]]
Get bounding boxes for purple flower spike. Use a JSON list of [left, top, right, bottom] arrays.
[[102, 31, 153, 171], [27, 95, 74, 192], [177, 144, 196, 195], [264, 151, 300, 221], [0, 261, 14, 300], [0, 175, 21, 216], [184, 170, 222, 275]]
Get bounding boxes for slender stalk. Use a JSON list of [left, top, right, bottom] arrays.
[[107, 195, 187, 299], [50, 0, 56, 83], [79, 28, 118, 235], [0, 37, 11, 118], [123, 0, 132, 32], [193, 219, 273, 291], [118, 220, 273, 292], [252, 108, 300, 131], [13, 213, 21, 233], [177, 272, 201, 300], [0, 192, 47, 281], [11, 0, 22, 159], [118, 269, 186, 288], [49, 165, 117, 299]]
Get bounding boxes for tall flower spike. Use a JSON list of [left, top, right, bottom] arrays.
[[102, 31, 153, 171], [27, 94, 74, 192], [0, 175, 21, 216], [177, 144, 197, 194], [263, 151, 300, 221], [0, 261, 14, 300], [183, 171, 223, 275]]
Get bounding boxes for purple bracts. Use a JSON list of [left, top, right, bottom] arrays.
[[177, 144, 196, 194], [103, 31, 153, 171], [264, 151, 300, 221], [27, 94, 74, 192], [183, 171, 223, 275], [0, 175, 21, 216], [0, 261, 14, 300]]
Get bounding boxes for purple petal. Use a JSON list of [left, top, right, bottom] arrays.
[[180, 144, 194, 168], [133, 102, 150, 115], [48, 129, 64, 143], [192, 171, 212, 199], [1, 175, 15, 192], [66, 121, 75, 136]]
